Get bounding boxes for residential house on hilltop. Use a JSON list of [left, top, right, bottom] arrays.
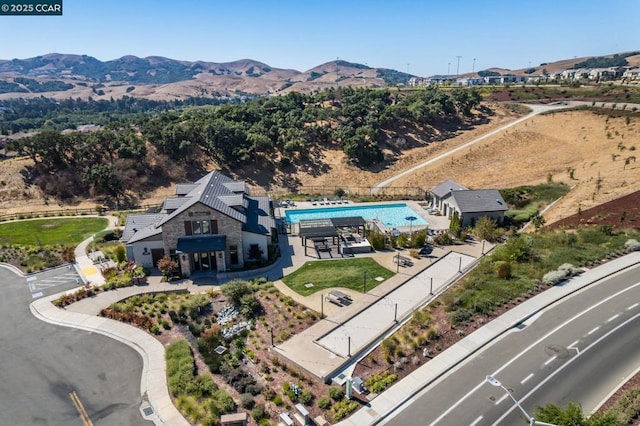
[[430, 180, 508, 227], [121, 171, 276, 277]]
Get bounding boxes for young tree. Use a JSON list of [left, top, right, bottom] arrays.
[[157, 256, 178, 278], [473, 217, 502, 242]]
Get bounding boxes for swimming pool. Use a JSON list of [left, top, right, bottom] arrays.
[[284, 203, 428, 227]]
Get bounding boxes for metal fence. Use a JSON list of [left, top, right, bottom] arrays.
[[264, 185, 428, 200], [0, 204, 161, 222]]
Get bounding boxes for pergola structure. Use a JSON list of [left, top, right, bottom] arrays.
[[298, 217, 366, 257]]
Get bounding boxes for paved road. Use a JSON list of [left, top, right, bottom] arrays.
[[0, 267, 151, 426], [370, 103, 572, 194], [385, 265, 640, 425], [26, 265, 84, 298]]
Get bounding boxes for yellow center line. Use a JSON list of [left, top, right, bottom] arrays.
[[69, 391, 93, 426]]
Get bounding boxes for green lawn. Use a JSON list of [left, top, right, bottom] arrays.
[[282, 257, 395, 296], [0, 217, 109, 246]]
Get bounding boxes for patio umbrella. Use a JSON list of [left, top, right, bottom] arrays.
[[405, 216, 417, 236]]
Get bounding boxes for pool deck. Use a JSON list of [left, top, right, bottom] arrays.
[[277, 200, 451, 234]]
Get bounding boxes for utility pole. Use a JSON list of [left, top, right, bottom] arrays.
[[472, 58, 476, 73], [456, 55, 462, 77], [447, 62, 451, 76]]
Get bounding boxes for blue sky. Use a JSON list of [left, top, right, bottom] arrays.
[[1, 0, 639, 77]]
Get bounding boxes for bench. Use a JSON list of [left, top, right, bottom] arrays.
[[329, 290, 352, 305], [393, 255, 414, 267], [326, 294, 343, 307]]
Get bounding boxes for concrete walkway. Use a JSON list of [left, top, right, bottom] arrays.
[[339, 251, 640, 425], [30, 290, 189, 426], [74, 215, 119, 285]]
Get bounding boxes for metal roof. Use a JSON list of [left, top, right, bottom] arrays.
[[162, 197, 190, 212], [451, 189, 508, 213], [121, 213, 165, 243], [330, 217, 366, 228], [222, 181, 247, 193], [298, 217, 365, 239], [431, 180, 468, 198], [175, 183, 199, 196], [158, 171, 248, 228]]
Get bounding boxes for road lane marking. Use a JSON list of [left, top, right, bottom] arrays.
[[607, 314, 620, 322], [470, 415, 484, 426], [567, 340, 581, 354], [495, 393, 509, 405], [26, 276, 37, 282], [69, 391, 93, 426], [544, 355, 557, 366], [428, 280, 640, 426], [628, 303, 639, 311], [520, 373, 534, 384], [492, 311, 640, 425], [587, 326, 600, 335]]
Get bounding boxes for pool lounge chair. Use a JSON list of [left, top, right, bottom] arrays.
[[310, 197, 317, 206], [323, 197, 330, 205], [341, 196, 349, 203]]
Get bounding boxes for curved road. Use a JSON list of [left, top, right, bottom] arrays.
[[0, 267, 150, 426], [385, 264, 640, 425], [371, 103, 572, 194]]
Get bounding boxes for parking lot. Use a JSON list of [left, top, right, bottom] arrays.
[[27, 264, 84, 298]]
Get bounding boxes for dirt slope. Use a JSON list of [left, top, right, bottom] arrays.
[[1, 105, 639, 227]]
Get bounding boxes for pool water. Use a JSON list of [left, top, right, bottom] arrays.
[[284, 203, 428, 227]]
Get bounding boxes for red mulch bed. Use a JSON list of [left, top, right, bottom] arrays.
[[547, 190, 640, 231]]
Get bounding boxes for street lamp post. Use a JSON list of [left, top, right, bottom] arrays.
[[485, 375, 558, 426]]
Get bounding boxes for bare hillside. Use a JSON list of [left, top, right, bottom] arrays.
[[387, 109, 640, 225]]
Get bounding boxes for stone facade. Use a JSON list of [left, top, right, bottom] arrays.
[[161, 202, 245, 274]]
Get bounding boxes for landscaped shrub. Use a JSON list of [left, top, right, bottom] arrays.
[[318, 396, 331, 409], [328, 386, 345, 401], [367, 230, 386, 250], [364, 370, 398, 394], [496, 261, 512, 279], [625, 239, 640, 251], [449, 308, 472, 326], [542, 263, 579, 285], [240, 393, 255, 409], [433, 232, 454, 246], [299, 389, 313, 404], [166, 340, 196, 397], [332, 399, 359, 420], [252, 404, 268, 421]]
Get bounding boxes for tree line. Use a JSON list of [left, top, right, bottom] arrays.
[[8, 87, 482, 206], [0, 95, 249, 134]]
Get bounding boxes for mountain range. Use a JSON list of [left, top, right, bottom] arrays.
[[0, 52, 638, 101], [0, 53, 409, 100]]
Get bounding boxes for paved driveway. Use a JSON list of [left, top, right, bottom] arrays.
[[0, 267, 151, 426]]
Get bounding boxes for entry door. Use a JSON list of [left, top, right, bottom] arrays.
[[201, 252, 211, 270], [151, 249, 164, 268]]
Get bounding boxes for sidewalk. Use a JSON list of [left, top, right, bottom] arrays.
[[74, 215, 119, 286], [339, 251, 640, 425], [30, 289, 189, 426]]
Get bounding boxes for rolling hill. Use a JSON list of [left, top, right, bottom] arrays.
[[0, 54, 410, 100], [1, 51, 638, 101]]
